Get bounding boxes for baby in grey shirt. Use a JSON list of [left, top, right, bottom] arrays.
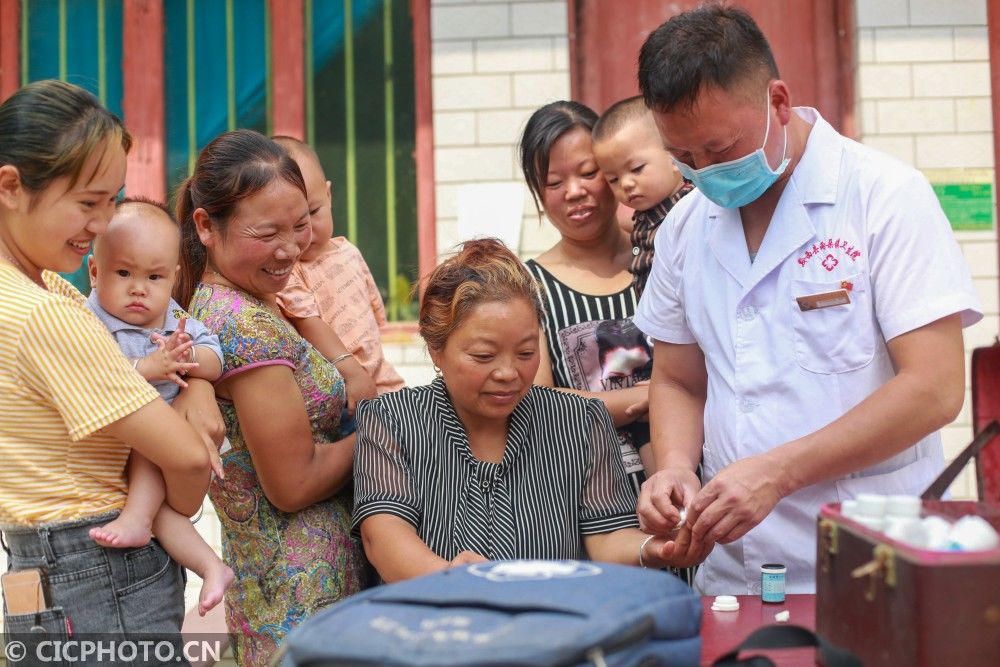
[[85, 198, 232, 617]]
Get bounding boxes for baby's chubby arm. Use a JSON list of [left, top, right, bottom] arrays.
[[134, 336, 197, 386], [144, 317, 222, 385], [172, 315, 223, 381]]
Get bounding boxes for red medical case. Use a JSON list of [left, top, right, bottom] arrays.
[[815, 500, 1000, 666], [971, 342, 1000, 504], [815, 341, 1000, 666]]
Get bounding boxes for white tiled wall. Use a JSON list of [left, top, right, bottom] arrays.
[[431, 0, 567, 260], [856, 0, 996, 499], [382, 332, 437, 387]]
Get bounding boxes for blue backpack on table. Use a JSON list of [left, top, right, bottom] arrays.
[[280, 560, 701, 666]]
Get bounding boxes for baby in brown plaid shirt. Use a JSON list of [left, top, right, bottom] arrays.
[[592, 96, 693, 296]]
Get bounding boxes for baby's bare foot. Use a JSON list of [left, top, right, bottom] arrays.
[[198, 561, 235, 616], [89, 515, 152, 548]]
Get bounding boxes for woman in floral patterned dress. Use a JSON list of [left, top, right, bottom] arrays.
[[175, 129, 366, 666]]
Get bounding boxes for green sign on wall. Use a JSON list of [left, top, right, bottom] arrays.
[[933, 183, 994, 231]]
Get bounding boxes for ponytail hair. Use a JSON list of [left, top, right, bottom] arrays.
[[174, 129, 306, 307], [175, 178, 205, 308]]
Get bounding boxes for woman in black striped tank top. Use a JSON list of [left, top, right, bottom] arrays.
[[519, 101, 699, 586]]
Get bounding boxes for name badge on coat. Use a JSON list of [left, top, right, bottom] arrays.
[[795, 288, 851, 312]]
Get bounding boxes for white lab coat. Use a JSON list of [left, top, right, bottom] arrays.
[[634, 108, 982, 595]]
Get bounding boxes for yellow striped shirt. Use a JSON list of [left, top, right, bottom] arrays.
[[0, 264, 159, 526]]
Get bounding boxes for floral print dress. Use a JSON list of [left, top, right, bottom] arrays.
[[190, 283, 365, 666]]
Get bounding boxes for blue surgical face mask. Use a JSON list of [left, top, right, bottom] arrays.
[[672, 93, 789, 209]]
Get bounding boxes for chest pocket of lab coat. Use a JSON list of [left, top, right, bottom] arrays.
[[791, 273, 876, 374]]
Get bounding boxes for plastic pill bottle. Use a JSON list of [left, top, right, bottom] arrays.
[[760, 563, 786, 603]]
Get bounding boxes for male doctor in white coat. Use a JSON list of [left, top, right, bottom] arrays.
[[633, 5, 983, 594]]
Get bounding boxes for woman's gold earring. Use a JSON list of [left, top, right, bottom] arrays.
[[433, 365, 442, 376]]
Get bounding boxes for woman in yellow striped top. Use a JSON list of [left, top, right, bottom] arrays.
[[0, 80, 212, 641]]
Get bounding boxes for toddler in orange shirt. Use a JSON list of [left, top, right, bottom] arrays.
[[273, 137, 405, 420]]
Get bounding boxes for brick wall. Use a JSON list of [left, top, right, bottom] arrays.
[[431, 0, 569, 260], [856, 0, 991, 167], [856, 0, 996, 498]]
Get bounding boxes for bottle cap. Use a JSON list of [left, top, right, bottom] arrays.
[[710, 595, 740, 612], [760, 563, 786, 573], [947, 515, 1000, 551], [884, 517, 920, 543], [922, 515, 952, 549]]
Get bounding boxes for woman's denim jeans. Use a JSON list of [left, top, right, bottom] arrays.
[[2, 512, 186, 665]]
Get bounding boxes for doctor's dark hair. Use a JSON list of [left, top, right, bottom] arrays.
[[518, 100, 599, 217], [638, 4, 779, 113], [0, 79, 131, 199], [174, 129, 306, 308], [419, 238, 545, 353]]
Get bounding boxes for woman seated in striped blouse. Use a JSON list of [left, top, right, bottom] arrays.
[[353, 239, 711, 582]]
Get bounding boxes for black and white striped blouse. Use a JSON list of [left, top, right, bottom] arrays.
[[353, 379, 640, 561]]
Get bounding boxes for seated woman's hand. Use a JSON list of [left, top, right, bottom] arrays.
[[647, 526, 713, 569], [448, 550, 488, 568]]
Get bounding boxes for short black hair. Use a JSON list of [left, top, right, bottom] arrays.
[[518, 100, 599, 216], [638, 4, 779, 113], [592, 96, 650, 144]]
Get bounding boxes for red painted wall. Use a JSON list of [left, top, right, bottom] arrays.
[[269, 0, 305, 139], [569, 0, 856, 136], [0, 0, 19, 102], [411, 0, 436, 282], [123, 0, 166, 201], [988, 0, 1000, 308]]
